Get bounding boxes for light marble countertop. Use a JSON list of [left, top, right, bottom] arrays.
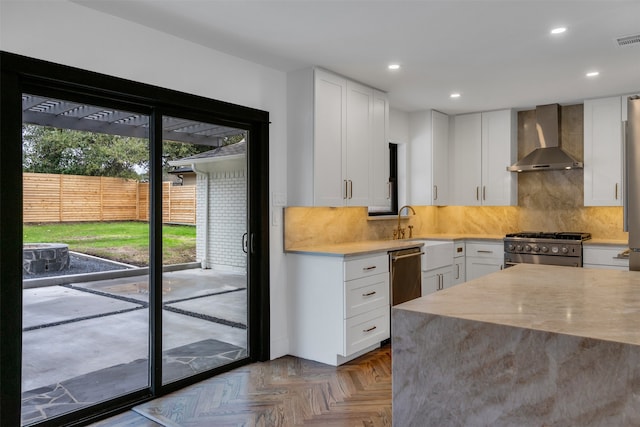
[[396, 264, 640, 345], [412, 233, 504, 242], [285, 234, 504, 256], [584, 238, 628, 246], [285, 239, 424, 256]]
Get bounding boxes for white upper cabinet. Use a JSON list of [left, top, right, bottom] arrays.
[[450, 109, 516, 206], [584, 96, 623, 206], [314, 70, 348, 206], [345, 80, 374, 206], [408, 110, 450, 205], [481, 110, 517, 205], [287, 67, 388, 207], [451, 113, 482, 205], [370, 90, 391, 208]]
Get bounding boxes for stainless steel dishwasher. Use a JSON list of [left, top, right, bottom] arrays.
[[389, 247, 423, 305]]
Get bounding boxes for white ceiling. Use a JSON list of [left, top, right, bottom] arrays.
[[75, 0, 640, 115]]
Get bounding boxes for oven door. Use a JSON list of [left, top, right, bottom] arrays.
[[505, 253, 581, 268]]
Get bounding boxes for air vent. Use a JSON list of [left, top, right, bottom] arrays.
[[616, 33, 640, 47]]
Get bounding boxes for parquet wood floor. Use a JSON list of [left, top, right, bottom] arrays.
[[92, 345, 392, 427]]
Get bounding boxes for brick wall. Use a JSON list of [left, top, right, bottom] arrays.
[[196, 169, 247, 272]]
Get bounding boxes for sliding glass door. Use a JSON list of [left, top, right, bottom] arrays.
[[1, 52, 269, 427]]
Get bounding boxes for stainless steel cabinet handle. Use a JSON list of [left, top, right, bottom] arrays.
[[615, 183, 619, 200], [349, 180, 353, 199], [477, 250, 493, 254], [476, 186, 479, 201], [456, 264, 460, 279], [362, 291, 377, 297], [362, 266, 377, 271], [363, 326, 377, 333], [434, 185, 438, 201], [483, 186, 486, 201], [344, 180, 348, 199]]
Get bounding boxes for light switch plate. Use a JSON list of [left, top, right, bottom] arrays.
[[272, 192, 287, 207]]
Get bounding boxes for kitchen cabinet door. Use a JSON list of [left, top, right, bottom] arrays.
[[481, 109, 517, 206], [345, 80, 373, 206], [432, 110, 450, 205], [584, 96, 623, 206], [452, 258, 465, 285], [314, 69, 347, 206], [465, 241, 504, 281], [451, 113, 482, 205], [370, 90, 391, 208], [450, 110, 516, 206], [409, 110, 450, 205]]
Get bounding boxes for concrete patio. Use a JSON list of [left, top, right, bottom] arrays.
[[21, 268, 248, 424]]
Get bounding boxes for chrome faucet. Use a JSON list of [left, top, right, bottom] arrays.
[[395, 205, 416, 239]]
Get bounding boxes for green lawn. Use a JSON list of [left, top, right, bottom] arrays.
[[23, 221, 196, 266]]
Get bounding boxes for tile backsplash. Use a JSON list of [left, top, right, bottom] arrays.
[[284, 104, 627, 248]]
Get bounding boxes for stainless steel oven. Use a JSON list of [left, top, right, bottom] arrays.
[[504, 232, 591, 268]]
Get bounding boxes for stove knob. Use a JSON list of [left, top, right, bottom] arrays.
[[533, 245, 540, 252], [525, 245, 532, 252], [551, 246, 559, 254], [561, 247, 569, 254], [516, 245, 523, 251], [508, 244, 515, 251], [541, 246, 549, 253]]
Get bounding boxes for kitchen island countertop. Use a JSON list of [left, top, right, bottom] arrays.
[[393, 264, 640, 425], [396, 263, 640, 345]]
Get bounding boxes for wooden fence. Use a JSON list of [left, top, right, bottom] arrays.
[[23, 173, 196, 224]]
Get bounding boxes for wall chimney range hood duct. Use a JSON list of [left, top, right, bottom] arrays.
[[507, 103, 583, 172]]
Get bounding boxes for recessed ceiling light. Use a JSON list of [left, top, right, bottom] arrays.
[[586, 71, 600, 77], [388, 64, 400, 70], [450, 93, 461, 98], [551, 27, 567, 35]]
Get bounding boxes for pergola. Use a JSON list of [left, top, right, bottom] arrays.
[[22, 94, 245, 146]]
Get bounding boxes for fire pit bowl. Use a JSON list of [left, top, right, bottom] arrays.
[[23, 243, 70, 275]]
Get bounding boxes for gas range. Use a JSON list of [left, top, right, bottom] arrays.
[[504, 232, 591, 268]]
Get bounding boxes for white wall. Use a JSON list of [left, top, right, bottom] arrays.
[[1, 0, 290, 358]]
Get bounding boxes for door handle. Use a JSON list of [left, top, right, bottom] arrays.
[[242, 232, 248, 254]]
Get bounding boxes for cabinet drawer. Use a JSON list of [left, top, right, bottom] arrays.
[[343, 305, 389, 356], [344, 254, 389, 281], [583, 246, 629, 269], [466, 242, 502, 259], [344, 273, 389, 318]]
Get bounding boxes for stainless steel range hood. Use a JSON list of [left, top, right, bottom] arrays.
[[507, 104, 583, 172]]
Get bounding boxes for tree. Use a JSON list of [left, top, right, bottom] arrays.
[[22, 125, 148, 179], [21, 125, 235, 179]]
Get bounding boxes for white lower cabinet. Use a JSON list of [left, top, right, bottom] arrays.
[[583, 245, 629, 270], [453, 242, 466, 285], [289, 251, 390, 366], [465, 241, 504, 281], [422, 267, 453, 295], [419, 240, 454, 295]]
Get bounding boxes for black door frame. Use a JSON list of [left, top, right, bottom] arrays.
[[0, 51, 270, 426]]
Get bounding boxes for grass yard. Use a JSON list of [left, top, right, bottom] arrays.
[[23, 221, 196, 266]]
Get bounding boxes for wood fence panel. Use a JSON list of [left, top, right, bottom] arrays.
[[169, 185, 197, 224], [137, 182, 150, 221], [23, 173, 195, 224], [23, 173, 62, 223], [102, 176, 138, 220], [60, 175, 102, 222]]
